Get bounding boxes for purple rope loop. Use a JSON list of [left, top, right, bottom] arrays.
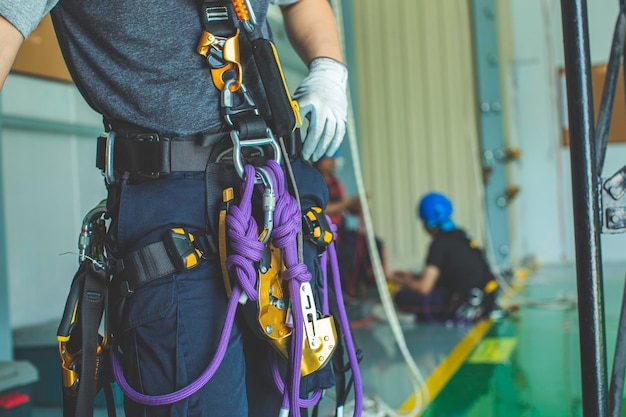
[[270, 350, 324, 408], [281, 263, 309, 283], [110, 286, 243, 405], [225, 164, 265, 302]]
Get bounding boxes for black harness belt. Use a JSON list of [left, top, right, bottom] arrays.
[[96, 131, 228, 176]]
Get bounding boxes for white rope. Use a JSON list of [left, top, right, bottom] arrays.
[[328, 1, 430, 415]]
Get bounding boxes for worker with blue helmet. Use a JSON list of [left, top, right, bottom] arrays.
[[388, 192, 499, 323]]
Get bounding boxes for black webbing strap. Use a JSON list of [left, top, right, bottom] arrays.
[[116, 235, 217, 294], [116, 241, 177, 293], [201, 0, 236, 38], [95, 132, 228, 175], [75, 262, 106, 417], [231, 113, 268, 139]]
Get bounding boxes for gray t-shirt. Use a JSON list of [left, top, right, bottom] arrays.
[[1, 0, 299, 136]]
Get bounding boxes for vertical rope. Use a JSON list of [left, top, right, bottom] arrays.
[[328, 0, 429, 414]]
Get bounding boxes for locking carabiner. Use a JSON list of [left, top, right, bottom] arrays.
[[255, 167, 276, 244], [221, 78, 259, 127]]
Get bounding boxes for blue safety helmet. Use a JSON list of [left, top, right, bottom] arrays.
[[418, 192, 456, 231]]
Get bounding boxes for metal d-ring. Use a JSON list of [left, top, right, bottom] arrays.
[[230, 128, 281, 181]]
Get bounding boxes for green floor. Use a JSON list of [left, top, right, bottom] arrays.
[[422, 262, 626, 417]]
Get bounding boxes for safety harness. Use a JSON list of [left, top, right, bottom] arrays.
[[58, 1, 362, 416]]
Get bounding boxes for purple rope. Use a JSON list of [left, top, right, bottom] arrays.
[[269, 352, 324, 408], [225, 165, 265, 302], [326, 219, 363, 416], [264, 160, 311, 417], [111, 164, 264, 406]]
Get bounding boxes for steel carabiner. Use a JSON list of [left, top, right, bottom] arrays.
[[254, 166, 275, 244], [221, 78, 258, 127]]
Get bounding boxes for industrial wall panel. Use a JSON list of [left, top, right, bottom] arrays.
[[352, 0, 485, 271], [1, 75, 105, 330]]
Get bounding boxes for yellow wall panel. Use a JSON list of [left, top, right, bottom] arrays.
[[12, 15, 72, 83], [351, 0, 485, 271]]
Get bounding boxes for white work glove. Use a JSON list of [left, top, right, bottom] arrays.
[[293, 57, 348, 161]]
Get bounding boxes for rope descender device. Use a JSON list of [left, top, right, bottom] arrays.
[[197, 1, 243, 91]]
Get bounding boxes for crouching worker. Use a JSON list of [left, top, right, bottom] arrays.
[[387, 192, 498, 324]]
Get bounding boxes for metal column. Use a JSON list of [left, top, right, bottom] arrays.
[[470, 0, 512, 268], [560, 1, 608, 416]]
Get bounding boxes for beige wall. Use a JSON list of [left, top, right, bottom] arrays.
[[351, 0, 486, 271]]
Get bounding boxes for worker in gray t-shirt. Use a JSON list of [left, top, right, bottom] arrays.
[[0, 1, 349, 416]]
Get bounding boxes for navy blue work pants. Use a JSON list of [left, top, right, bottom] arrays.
[[394, 287, 454, 322]]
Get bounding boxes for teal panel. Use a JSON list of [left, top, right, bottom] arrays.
[[0, 95, 12, 361], [470, 0, 511, 268], [335, 0, 360, 199]]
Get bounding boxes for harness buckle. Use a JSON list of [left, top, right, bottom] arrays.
[[163, 228, 206, 271], [134, 133, 162, 179]]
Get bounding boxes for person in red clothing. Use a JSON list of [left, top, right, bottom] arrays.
[[314, 156, 385, 297], [313, 156, 361, 241]]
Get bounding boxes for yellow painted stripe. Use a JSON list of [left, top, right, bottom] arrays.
[[398, 279, 523, 416], [398, 319, 494, 416], [468, 337, 518, 364]]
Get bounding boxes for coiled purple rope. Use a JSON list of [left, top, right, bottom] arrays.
[[225, 164, 265, 302]]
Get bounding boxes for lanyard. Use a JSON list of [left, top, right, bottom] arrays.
[[196, 0, 301, 140]]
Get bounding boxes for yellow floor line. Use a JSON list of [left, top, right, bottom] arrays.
[[398, 279, 523, 416], [397, 319, 494, 416]]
